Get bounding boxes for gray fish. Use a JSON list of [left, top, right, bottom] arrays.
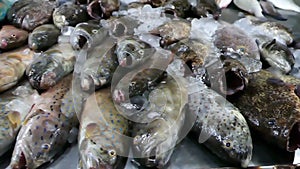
[[53, 3, 89, 29], [28, 24, 60, 51], [188, 78, 252, 167], [9, 75, 79, 169], [0, 82, 39, 156], [78, 87, 129, 169], [26, 42, 76, 90]]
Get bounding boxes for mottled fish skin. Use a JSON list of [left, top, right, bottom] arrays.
[[78, 87, 129, 169], [80, 41, 119, 91], [28, 24, 60, 51], [233, 0, 265, 18], [7, 0, 56, 31], [87, 0, 120, 19], [188, 79, 252, 168], [9, 75, 79, 169], [53, 3, 89, 29], [133, 77, 188, 168], [191, 0, 222, 19], [231, 70, 300, 152], [116, 37, 154, 68], [150, 20, 191, 47], [26, 42, 76, 90], [0, 82, 39, 156], [258, 39, 295, 74], [0, 48, 34, 93], [163, 0, 191, 18], [0, 25, 28, 50]]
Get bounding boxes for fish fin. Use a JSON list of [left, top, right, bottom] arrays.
[[198, 128, 212, 143], [85, 123, 98, 138], [8, 111, 21, 129]]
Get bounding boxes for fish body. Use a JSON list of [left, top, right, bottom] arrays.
[[259, 39, 295, 74], [0, 25, 28, 50], [215, 0, 232, 8], [0, 82, 39, 156], [7, 0, 56, 31], [53, 3, 88, 29], [78, 87, 129, 169], [192, 0, 222, 19], [267, 0, 300, 13], [163, 0, 191, 18], [259, 0, 287, 21], [231, 70, 300, 152], [26, 42, 76, 90], [0, 47, 34, 93], [28, 24, 60, 51], [132, 77, 188, 168], [9, 75, 79, 169], [188, 78, 252, 167], [233, 0, 265, 18]]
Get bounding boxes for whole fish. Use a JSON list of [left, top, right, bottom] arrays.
[[233, 0, 265, 18], [28, 24, 60, 51], [87, 0, 120, 19], [234, 16, 294, 45], [78, 87, 129, 169], [259, 0, 287, 21], [188, 78, 252, 167], [0, 0, 17, 21], [80, 39, 118, 91], [7, 0, 56, 31], [0, 47, 34, 93], [150, 20, 191, 47], [132, 76, 188, 168], [267, 0, 300, 13], [0, 82, 39, 156], [53, 3, 89, 29], [231, 70, 300, 152], [258, 39, 295, 74], [70, 21, 103, 50], [116, 37, 154, 68], [26, 41, 76, 90], [9, 75, 79, 169], [0, 25, 28, 50]]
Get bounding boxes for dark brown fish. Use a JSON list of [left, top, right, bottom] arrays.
[[231, 70, 300, 152], [0, 25, 28, 50]]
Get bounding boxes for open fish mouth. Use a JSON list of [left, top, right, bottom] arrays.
[[287, 121, 300, 152], [222, 70, 246, 95], [12, 151, 27, 169]]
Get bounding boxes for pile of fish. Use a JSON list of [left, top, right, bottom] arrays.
[[0, 0, 300, 168]]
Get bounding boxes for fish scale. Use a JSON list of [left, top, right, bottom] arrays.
[[9, 75, 79, 169]]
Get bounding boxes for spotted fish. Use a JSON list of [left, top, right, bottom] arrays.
[[0, 82, 39, 156], [0, 25, 28, 50], [9, 75, 79, 169], [231, 70, 300, 152], [188, 77, 252, 167], [78, 87, 129, 169]]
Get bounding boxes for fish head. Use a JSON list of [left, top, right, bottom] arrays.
[[0, 26, 28, 50], [10, 111, 69, 169], [28, 32, 49, 51]]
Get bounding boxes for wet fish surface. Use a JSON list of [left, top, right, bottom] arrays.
[[0, 25, 28, 50]]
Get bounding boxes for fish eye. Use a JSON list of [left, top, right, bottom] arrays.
[[108, 150, 116, 157], [99, 147, 104, 153], [138, 50, 144, 55], [41, 143, 51, 152], [223, 140, 233, 149], [92, 29, 98, 34], [11, 34, 16, 38]]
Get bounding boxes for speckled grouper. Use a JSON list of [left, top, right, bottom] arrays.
[[78, 87, 129, 169], [0, 81, 39, 156], [9, 75, 79, 169], [231, 70, 300, 152], [188, 78, 252, 168]]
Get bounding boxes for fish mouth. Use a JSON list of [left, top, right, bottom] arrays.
[[287, 121, 300, 152], [78, 35, 88, 49], [221, 70, 247, 95], [11, 151, 28, 169], [0, 39, 8, 49], [87, 0, 103, 19]]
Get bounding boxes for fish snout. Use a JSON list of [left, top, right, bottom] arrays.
[[40, 71, 57, 89], [0, 39, 8, 49], [29, 42, 38, 50], [11, 151, 28, 169]]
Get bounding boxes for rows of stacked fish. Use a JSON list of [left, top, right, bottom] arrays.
[[0, 0, 300, 168]]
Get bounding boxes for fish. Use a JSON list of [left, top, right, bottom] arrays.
[[28, 24, 60, 51], [115, 37, 154, 68], [150, 20, 191, 47], [188, 77, 253, 167], [7, 0, 56, 31], [267, 0, 300, 13], [80, 39, 119, 91], [9, 75, 80, 169], [215, 0, 232, 8], [70, 21, 103, 50], [78, 87, 129, 169], [0, 47, 34, 93], [259, 0, 287, 21], [233, 0, 265, 19], [132, 76, 188, 168], [191, 0, 222, 19], [162, 0, 191, 18], [87, 0, 120, 19], [0, 25, 28, 50], [53, 2, 89, 29], [258, 39, 295, 74], [26, 41, 76, 90], [231, 70, 300, 152], [0, 81, 39, 156]]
